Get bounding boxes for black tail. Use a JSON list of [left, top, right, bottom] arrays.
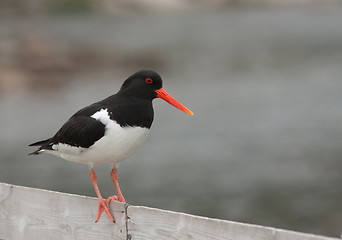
[[29, 139, 50, 147], [29, 138, 50, 155]]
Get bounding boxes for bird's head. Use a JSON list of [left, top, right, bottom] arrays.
[[119, 70, 193, 116]]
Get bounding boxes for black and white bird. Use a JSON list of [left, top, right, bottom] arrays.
[[29, 70, 193, 223]]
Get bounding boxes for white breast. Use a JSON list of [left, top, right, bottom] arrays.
[[45, 108, 150, 167]]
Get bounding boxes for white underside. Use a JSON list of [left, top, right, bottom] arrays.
[[42, 108, 149, 168]]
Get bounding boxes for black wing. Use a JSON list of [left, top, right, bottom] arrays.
[[29, 116, 105, 154]]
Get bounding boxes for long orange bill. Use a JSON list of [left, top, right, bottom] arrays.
[[155, 88, 193, 116]]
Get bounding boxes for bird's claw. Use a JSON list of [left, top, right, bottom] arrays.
[[107, 195, 119, 203], [95, 195, 118, 223]]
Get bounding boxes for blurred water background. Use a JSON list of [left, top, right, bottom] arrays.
[[1, 0, 341, 237]]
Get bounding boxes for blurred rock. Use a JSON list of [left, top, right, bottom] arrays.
[[0, 30, 164, 93], [0, 0, 340, 16], [20, 33, 72, 73], [15, 32, 73, 91], [0, 39, 28, 95], [0, 65, 27, 95]]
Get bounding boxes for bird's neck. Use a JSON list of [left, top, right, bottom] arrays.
[[104, 95, 154, 128]]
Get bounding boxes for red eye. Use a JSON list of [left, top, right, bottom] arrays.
[[145, 78, 153, 84]]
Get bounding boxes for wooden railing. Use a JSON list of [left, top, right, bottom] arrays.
[[0, 182, 339, 240]]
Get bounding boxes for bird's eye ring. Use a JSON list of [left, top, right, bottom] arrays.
[[145, 78, 153, 84]]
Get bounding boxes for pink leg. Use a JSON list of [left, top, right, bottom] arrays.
[[89, 169, 118, 223], [111, 168, 126, 202]]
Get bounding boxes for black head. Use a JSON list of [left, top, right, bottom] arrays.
[[118, 70, 193, 115], [118, 70, 163, 100]]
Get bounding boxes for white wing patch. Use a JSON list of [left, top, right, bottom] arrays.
[[91, 108, 112, 126]]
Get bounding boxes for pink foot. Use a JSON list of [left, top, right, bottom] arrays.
[[95, 195, 118, 223]]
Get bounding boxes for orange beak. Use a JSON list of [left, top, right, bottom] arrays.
[[155, 88, 193, 116]]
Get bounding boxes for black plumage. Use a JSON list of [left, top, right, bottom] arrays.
[[29, 70, 162, 153]]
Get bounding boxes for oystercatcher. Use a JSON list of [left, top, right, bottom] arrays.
[[29, 70, 193, 223]]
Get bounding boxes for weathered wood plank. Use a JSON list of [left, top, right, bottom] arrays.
[[0, 182, 339, 240], [127, 206, 339, 240], [0, 182, 126, 240]]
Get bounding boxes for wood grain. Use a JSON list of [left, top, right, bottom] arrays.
[[0, 182, 339, 240], [127, 206, 338, 240], [0, 182, 126, 240]]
